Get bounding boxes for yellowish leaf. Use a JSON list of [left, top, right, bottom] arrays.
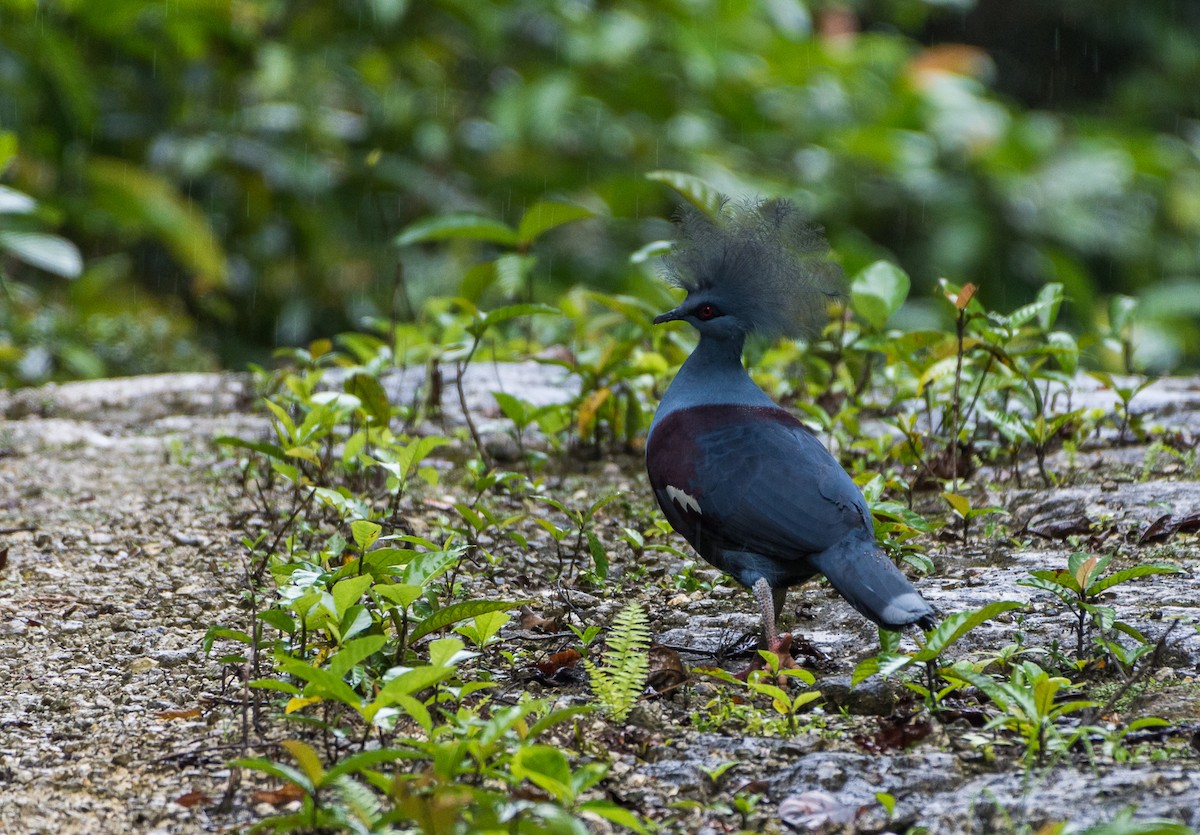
[[285, 696, 322, 714], [577, 388, 611, 438]]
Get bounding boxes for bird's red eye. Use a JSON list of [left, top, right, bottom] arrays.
[[696, 303, 717, 320]]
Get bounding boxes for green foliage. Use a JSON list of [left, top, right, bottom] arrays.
[[852, 600, 1024, 709], [6, 2, 1200, 372], [0, 131, 217, 385], [232, 700, 626, 834], [584, 602, 651, 721], [1018, 551, 1179, 663], [941, 491, 1007, 543], [950, 660, 1098, 768], [1077, 808, 1198, 835], [701, 654, 822, 736], [1088, 371, 1156, 444]]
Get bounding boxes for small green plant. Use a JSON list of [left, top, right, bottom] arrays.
[[1101, 295, 1140, 375], [1017, 551, 1179, 661], [584, 601, 651, 721], [852, 600, 1024, 711], [1088, 371, 1154, 444], [941, 491, 1007, 543], [568, 623, 603, 656], [702, 652, 822, 735], [986, 404, 1084, 487], [860, 473, 937, 573], [950, 660, 1097, 768], [533, 491, 620, 581]]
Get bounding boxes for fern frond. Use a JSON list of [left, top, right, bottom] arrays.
[[584, 601, 650, 721]]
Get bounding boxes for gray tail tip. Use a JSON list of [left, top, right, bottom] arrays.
[[880, 593, 938, 632]]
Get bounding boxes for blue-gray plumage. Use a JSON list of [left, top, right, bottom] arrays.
[[645, 199, 936, 668]]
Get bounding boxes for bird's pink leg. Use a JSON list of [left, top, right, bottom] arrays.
[[736, 578, 799, 679]]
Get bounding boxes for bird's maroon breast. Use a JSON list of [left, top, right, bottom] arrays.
[[646, 404, 802, 516]]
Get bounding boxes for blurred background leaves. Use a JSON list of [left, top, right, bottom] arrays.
[[1, 0, 1198, 385]]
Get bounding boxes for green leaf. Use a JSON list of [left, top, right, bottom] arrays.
[[851, 261, 910, 331], [258, 608, 296, 634], [586, 530, 608, 580], [0, 132, 15, 171], [401, 547, 462, 587], [494, 252, 537, 296], [331, 574, 374, 617], [517, 199, 594, 245], [373, 582, 423, 609], [345, 373, 391, 426], [249, 678, 301, 695], [1088, 563, 1179, 595], [281, 739, 326, 787], [579, 799, 646, 833], [230, 756, 314, 795], [467, 302, 560, 337], [1108, 295, 1138, 333], [941, 492, 971, 518], [915, 600, 1023, 660], [875, 792, 896, 818], [408, 599, 529, 645], [1017, 575, 1080, 605], [1036, 282, 1064, 330], [261, 398, 298, 440], [456, 609, 510, 648], [323, 748, 415, 782], [1068, 550, 1110, 585], [86, 156, 226, 292], [526, 704, 594, 739], [0, 231, 83, 278], [493, 391, 533, 426], [204, 626, 253, 646], [394, 212, 516, 247], [427, 636, 473, 666], [350, 519, 382, 552], [277, 657, 362, 708], [512, 745, 574, 804], [328, 635, 387, 678], [377, 435, 451, 484], [646, 170, 723, 216], [362, 547, 418, 574], [366, 665, 457, 723]]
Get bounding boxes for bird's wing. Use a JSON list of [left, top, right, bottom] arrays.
[[647, 404, 870, 559]]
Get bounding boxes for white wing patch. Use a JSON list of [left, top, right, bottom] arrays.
[[665, 485, 701, 515]]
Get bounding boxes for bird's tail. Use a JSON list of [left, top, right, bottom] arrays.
[[809, 531, 936, 631]]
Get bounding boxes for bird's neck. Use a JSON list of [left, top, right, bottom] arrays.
[[651, 333, 777, 428]]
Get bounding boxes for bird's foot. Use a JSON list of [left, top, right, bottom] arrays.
[[735, 633, 799, 681]]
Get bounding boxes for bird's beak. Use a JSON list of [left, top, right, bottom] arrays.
[[653, 307, 684, 325]]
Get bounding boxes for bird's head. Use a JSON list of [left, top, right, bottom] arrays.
[[654, 198, 845, 342], [652, 293, 747, 339]]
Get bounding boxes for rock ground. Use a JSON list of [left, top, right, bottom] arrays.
[[1, 370, 1199, 833], [0, 374, 257, 834]]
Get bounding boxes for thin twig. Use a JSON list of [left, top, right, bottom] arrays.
[[455, 347, 492, 472]]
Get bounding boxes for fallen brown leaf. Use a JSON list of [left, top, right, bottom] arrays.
[[853, 713, 933, 753], [1028, 514, 1094, 540], [156, 707, 203, 720], [646, 644, 687, 693], [519, 605, 562, 633], [252, 784, 307, 806], [1139, 512, 1200, 544], [535, 648, 580, 679], [173, 790, 211, 808]]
